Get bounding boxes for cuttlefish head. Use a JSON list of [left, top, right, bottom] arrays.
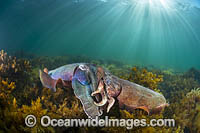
[[72, 65, 122, 118], [72, 64, 104, 118]]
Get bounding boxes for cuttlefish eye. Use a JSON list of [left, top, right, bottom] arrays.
[[73, 66, 91, 85]]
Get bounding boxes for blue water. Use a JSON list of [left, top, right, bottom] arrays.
[[0, 0, 200, 70]]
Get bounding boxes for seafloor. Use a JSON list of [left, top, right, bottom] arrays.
[[0, 49, 200, 133]]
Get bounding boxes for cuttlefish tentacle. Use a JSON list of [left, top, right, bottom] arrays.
[[91, 80, 104, 97], [107, 96, 115, 113], [92, 80, 108, 107]]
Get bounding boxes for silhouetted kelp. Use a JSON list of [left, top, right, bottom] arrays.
[[0, 49, 200, 132]]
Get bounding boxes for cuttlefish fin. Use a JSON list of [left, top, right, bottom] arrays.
[[136, 106, 150, 115], [39, 69, 57, 92]]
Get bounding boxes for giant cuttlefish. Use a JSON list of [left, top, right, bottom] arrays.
[[39, 63, 168, 118]]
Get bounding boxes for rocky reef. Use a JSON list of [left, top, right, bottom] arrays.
[[0, 49, 200, 132]]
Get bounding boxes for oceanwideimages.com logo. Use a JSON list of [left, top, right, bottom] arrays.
[[25, 115, 175, 129]]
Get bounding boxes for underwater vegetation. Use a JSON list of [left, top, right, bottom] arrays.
[[159, 68, 200, 103], [0, 50, 200, 132], [121, 67, 164, 93], [166, 88, 200, 133]]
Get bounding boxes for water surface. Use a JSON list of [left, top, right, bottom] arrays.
[[0, 0, 200, 70]]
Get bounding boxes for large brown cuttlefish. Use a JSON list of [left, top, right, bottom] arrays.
[[39, 63, 168, 118]]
